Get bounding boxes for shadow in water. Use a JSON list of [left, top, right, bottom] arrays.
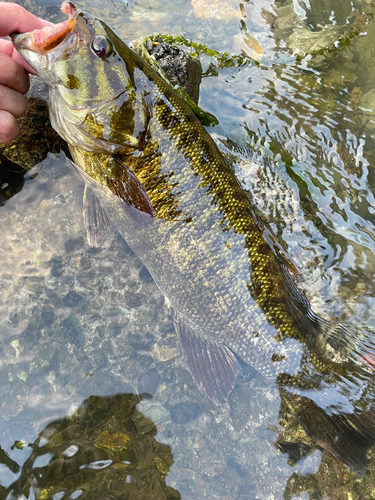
[[0, 156, 28, 207], [1, 393, 180, 500]]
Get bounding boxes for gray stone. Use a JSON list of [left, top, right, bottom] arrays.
[[226, 457, 247, 478], [153, 346, 180, 362], [45, 288, 63, 308], [63, 291, 83, 308], [229, 384, 251, 431], [48, 257, 65, 278], [41, 305, 55, 326], [170, 402, 202, 424], [65, 237, 85, 253], [60, 316, 83, 346], [125, 291, 142, 308], [138, 368, 160, 397], [139, 266, 154, 283], [128, 332, 155, 351]]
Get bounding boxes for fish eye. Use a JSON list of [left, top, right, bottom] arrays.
[[91, 36, 111, 58]]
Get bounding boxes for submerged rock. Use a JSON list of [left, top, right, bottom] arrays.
[[228, 384, 251, 431], [128, 332, 155, 351], [286, 25, 341, 58], [60, 315, 83, 345], [3, 393, 181, 500], [138, 368, 160, 397], [169, 402, 202, 424], [147, 36, 202, 104], [125, 291, 142, 308], [41, 305, 55, 326], [63, 291, 83, 307], [0, 86, 69, 170], [131, 36, 202, 104]]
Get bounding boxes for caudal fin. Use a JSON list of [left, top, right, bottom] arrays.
[[280, 387, 375, 477]]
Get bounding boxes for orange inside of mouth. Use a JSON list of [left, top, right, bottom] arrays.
[[30, 18, 75, 52]]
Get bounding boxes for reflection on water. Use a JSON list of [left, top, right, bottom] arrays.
[[2, 0, 375, 498], [203, 0, 375, 328], [4, 393, 180, 500]]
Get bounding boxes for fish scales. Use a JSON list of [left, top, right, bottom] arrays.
[[73, 67, 319, 379], [11, 2, 338, 392], [11, 1, 375, 474]]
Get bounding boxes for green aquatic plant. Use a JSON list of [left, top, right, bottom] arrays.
[[151, 34, 260, 69]]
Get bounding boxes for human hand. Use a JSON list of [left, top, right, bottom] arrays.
[[0, 2, 51, 143]]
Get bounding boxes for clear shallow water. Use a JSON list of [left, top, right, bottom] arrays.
[[2, 0, 375, 498]]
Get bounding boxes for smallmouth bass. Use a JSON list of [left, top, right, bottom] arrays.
[[12, 1, 375, 475]]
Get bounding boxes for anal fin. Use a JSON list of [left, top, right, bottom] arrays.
[[175, 317, 241, 405], [83, 184, 116, 247]]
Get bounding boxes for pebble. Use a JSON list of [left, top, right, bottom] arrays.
[[152, 346, 180, 362], [138, 368, 160, 397], [228, 384, 251, 431], [169, 402, 202, 424], [73, 254, 91, 269], [63, 291, 83, 307], [60, 316, 83, 346], [226, 457, 247, 478], [140, 403, 169, 425], [45, 288, 63, 308], [41, 305, 55, 326], [48, 257, 64, 277], [65, 236, 85, 253], [128, 332, 155, 351], [139, 266, 154, 283], [125, 291, 142, 308]]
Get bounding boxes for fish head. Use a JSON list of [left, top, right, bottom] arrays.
[[12, 2, 130, 108], [12, 2, 150, 153], [12, 2, 132, 110]]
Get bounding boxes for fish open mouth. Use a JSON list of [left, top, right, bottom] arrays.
[[20, 1, 77, 53]]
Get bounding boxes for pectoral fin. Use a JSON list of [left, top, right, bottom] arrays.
[[175, 317, 241, 405], [113, 156, 155, 217], [69, 146, 155, 217], [83, 185, 116, 247]]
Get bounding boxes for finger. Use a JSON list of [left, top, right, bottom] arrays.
[[0, 38, 12, 57], [0, 39, 38, 75], [0, 110, 20, 144], [0, 54, 29, 94], [0, 2, 51, 37], [0, 84, 27, 118]]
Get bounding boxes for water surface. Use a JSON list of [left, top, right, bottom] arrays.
[[1, 0, 375, 498]]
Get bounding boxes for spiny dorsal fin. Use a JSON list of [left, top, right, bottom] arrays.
[[175, 317, 241, 405]]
